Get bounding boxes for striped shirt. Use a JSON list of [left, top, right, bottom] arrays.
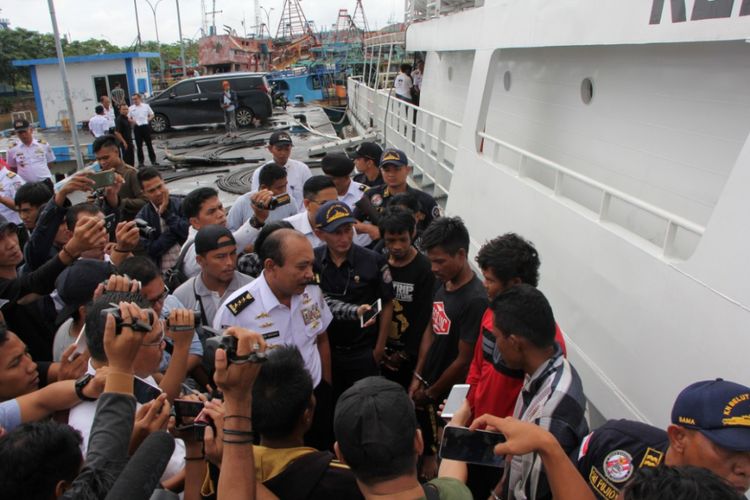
[[506, 345, 588, 500]]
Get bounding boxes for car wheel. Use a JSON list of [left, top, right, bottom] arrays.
[[236, 107, 255, 128], [151, 114, 169, 133]]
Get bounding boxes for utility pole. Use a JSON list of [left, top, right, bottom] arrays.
[[133, 0, 142, 48], [176, 0, 187, 78], [46, 0, 84, 170], [144, 0, 165, 83]]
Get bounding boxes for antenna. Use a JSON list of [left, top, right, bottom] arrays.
[[351, 0, 369, 33], [275, 0, 311, 40]]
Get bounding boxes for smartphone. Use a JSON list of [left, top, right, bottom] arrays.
[[441, 384, 470, 421], [360, 298, 383, 327], [133, 377, 163, 404], [89, 169, 115, 189], [103, 213, 116, 233], [67, 326, 88, 362], [173, 399, 204, 419], [439, 425, 506, 467]]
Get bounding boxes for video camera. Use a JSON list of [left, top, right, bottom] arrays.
[[252, 193, 292, 210], [100, 305, 155, 334], [203, 329, 280, 365], [134, 218, 156, 239]]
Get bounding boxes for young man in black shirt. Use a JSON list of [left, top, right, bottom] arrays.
[[113, 103, 134, 167], [378, 207, 435, 389], [408, 216, 488, 479]]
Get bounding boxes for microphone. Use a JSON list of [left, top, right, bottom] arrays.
[[105, 431, 176, 500]]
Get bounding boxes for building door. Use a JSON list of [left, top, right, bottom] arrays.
[[93, 74, 130, 104], [107, 74, 129, 103]]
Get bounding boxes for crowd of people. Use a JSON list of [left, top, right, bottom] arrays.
[[0, 113, 748, 500]]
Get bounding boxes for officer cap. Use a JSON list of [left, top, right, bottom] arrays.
[[314, 200, 357, 233], [379, 148, 408, 168], [353, 142, 383, 163], [13, 119, 30, 132], [195, 224, 236, 255], [671, 378, 750, 452], [321, 152, 355, 177]]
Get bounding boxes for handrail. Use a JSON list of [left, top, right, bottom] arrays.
[[350, 79, 462, 128], [478, 131, 706, 236]]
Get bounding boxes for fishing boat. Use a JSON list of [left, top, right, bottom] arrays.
[[346, 0, 750, 428]]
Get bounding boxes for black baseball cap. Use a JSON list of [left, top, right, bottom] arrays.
[[55, 259, 116, 325], [353, 142, 383, 162], [314, 200, 357, 233], [194, 224, 236, 255], [269, 130, 293, 146], [671, 378, 750, 452], [321, 152, 355, 177], [334, 377, 417, 467], [13, 119, 30, 131], [379, 148, 408, 168]]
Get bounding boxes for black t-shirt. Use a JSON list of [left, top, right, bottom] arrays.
[[353, 172, 385, 188], [314, 244, 394, 350], [388, 252, 435, 357], [422, 274, 487, 390], [575, 419, 669, 499], [115, 113, 132, 143]]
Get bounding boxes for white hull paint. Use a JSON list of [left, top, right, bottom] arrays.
[[349, 0, 750, 428]]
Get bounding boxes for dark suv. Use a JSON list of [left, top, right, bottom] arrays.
[[147, 73, 273, 133]]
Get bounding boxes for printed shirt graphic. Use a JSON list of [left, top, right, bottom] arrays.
[[432, 302, 451, 335]]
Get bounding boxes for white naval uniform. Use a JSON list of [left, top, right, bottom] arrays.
[[338, 179, 367, 210], [251, 159, 311, 211], [128, 103, 154, 126], [88, 114, 111, 137], [103, 105, 116, 128], [213, 271, 332, 387], [0, 167, 24, 224], [6, 138, 55, 183]]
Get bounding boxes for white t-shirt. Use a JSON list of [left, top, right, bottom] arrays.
[[89, 114, 111, 137], [394, 72, 413, 99], [128, 103, 154, 126]]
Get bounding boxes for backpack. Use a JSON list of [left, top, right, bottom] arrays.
[[162, 239, 193, 291]]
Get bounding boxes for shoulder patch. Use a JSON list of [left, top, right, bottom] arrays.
[[431, 204, 442, 219], [226, 291, 255, 316], [588, 467, 619, 500], [603, 450, 633, 483], [639, 447, 664, 469]]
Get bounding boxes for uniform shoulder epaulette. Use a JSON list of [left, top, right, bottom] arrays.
[[329, 460, 352, 470], [226, 291, 255, 316], [310, 273, 321, 285], [6, 171, 16, 178], [39, 139, 48, 144], [358, 184, 368, 192]]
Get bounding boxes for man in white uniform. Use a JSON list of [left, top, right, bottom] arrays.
[[0, 163, 25, 225], [250, 131, 312, 211], [128, 93, 157, 167], [6, 119, 55, 189], [394, 64, 414, 103], [88, 105, 111, 138], [213, 228, 335, 449], [100, 95, 116, 128], [284, 176, 339, 249]]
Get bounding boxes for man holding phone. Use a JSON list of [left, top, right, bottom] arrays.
[[313, 201, 394, 400], [93, 135, 147, 221]]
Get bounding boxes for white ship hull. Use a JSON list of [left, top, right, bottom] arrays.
[[349, 0, 750, 427]]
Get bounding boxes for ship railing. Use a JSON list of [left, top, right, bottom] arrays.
[[348, 78, 460, 200], [477, 131, 705, 259]]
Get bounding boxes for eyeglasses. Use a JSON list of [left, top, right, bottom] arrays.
[[142, 322, 165, 347], [150, 286, 170, 306]]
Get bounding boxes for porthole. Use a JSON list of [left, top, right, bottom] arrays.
[[503, 70, 511, 91], [581, 77, 594, 104]]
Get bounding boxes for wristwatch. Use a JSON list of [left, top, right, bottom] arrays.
[[75, 373, 97, 401], [249, 215, 265, 229]]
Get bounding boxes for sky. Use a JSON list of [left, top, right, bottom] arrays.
[[1, 0, 405, 46]]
